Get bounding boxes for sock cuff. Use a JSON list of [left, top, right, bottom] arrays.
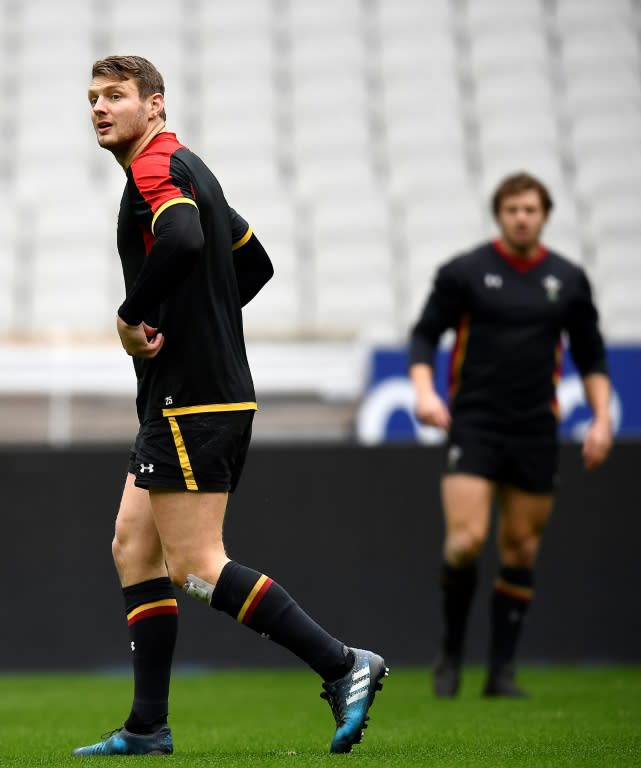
[[494, 566, 534, 602], [123, 577, 177, 619]]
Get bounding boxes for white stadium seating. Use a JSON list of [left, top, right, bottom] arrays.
[[0, 0, 640, 346]]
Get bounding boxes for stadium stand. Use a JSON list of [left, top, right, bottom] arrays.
[[1, 0, 640, 442]]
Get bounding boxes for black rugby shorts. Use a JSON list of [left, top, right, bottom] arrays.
[[129, 409, 254, 492], [444, 428, 559, 493]]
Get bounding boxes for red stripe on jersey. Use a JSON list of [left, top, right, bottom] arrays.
[[448, 315, 471, 400], [551, 337, 563, 419]]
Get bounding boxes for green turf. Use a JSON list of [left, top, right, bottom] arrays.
[[0, 666, 639, 767]]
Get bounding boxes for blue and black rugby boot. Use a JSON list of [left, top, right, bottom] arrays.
[[320, 647, 389, 754], [71, 725, 173, 756]]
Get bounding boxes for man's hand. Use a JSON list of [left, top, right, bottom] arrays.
[[116, 315, 164, 359], [582, 419, 612, 470], [415, 390, 451, 431]]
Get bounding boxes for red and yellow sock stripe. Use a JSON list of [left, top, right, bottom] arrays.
[[494, 579, 534, 603], [236, 574, 273, 625], [127, 598, 179, 626]]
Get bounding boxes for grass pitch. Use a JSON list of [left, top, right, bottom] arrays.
[[0, 666, 639, 767]]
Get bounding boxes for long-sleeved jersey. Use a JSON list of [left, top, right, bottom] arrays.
[[117, 131, 272, 423], [409, 240, 608, 436]]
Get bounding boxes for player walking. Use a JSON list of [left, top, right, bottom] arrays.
[[409, 172, 611, 697], [73, 55, 387, 757]]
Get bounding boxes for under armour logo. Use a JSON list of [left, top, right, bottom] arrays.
[[484, 273, 503, 289], [165, 396, 173, 405], [130, 641, 136, 652], [139, 463, 154, 473]]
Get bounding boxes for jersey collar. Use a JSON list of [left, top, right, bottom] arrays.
[[492, 239, 547, 273]]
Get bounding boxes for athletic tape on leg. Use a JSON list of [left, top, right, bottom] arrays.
[[183, 573, 215, 603]]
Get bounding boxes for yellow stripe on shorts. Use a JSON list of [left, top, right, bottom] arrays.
[[167, 416, 198, 490]]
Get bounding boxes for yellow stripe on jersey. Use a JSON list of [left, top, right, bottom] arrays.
[[162, 402, 258, 417], [151, 197, 198, 235], [167, 416, 199, 490], [231, 226, 253, 251]]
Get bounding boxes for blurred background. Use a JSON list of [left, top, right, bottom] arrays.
[[1, 0, 640, 445], [1, 0, 640, 668]]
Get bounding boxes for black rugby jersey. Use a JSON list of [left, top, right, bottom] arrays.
[[409, 240, 608, 436], [117, 132, 257, 423]]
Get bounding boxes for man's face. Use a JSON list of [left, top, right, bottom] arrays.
[[88, 76, 153, 153], [496, 189, 548, 253]]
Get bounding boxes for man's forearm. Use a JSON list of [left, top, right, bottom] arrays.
[[583, 372, 611, 423], [410, 363, 437, 396]]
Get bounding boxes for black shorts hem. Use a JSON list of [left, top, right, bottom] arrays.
[[133, 477, 233, 493]]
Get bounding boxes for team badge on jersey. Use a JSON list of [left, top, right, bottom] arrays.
[[542, 275, 562, 302]]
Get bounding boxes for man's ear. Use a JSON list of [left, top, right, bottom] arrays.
[[149, 92, 165, 120]]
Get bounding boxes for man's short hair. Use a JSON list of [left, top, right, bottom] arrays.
[[91, 55, 166, 121], [491, 172, 554, 217]]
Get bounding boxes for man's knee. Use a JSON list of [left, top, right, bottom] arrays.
[[112, 524, 164, 576], [165, 555, 229, 592], [111, 532, 129, 572], [500, 535, 541, 567], [445, 529, 486, 565]]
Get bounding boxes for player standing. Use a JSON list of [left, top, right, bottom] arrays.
[[409, 172, 611, 697], [73, 55, 387, 757]]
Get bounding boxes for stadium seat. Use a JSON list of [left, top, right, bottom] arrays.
[[574, 150, 641, 200], [200, 0, 273, 32], [377, 0, 451, 30], [555, 0, 635, 26], [468, 29, 548, 78], [564, 70, 641, 114], [587, 195, 641, 244], [289, 0, 361, 33], [466, 0, 543, 28], [474, 71, 555, 114], [570, 109, 641, 156], [559, 27, 640, 77]]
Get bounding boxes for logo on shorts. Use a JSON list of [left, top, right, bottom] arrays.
[[448, 445, 462, 470], [139, 463, 155, 473], [165, 396, 173, 405]]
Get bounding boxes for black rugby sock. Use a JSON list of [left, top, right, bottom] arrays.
[[488, 566, 534, 675], [211, 561, 351, 681], [122, 577, 178, 734], [440, 561, 478, 658]]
